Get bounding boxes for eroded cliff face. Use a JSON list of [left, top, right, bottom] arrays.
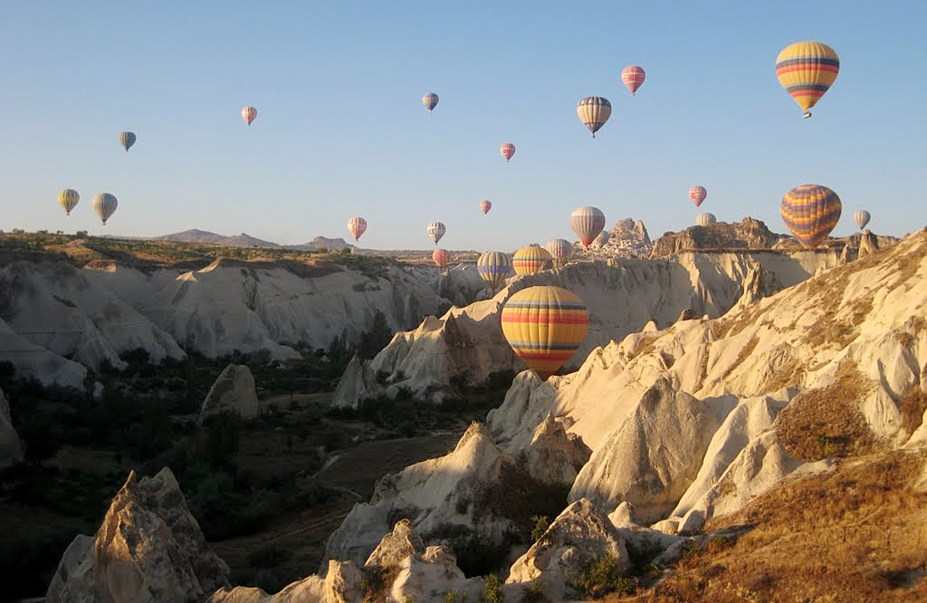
[[338, 249, 843, 405]]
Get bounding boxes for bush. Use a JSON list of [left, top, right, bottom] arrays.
[[483, 573, 504, 603], [442, 526, 511, 578], [570, 554, 634, 599], [530, 515, 550, 543]]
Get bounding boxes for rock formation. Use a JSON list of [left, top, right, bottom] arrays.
[[522, 414, 591, 487], [650, 217, 783, 257], [46, 467, 229, 603], [0, 387, 23, 468], [584, 218, 653, 259], [200, 364, 260, 421]]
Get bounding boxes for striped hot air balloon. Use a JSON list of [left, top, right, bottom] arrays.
[[427, 221, 446, 245], [118, 131, 136, 152], [92, 193, 118, 225], [854, 210, 871, 231], [592, 231, 610, 248], [689, 186, 708, 208], [480, 199, 492, 215], [577, 97, 612, 138], [775, 41, 839, 118], [570, 206, 606, 248], [477, 251, 512, 291], [780, 184, 842, 248], [501, 286, 589, 379], [347, 217, 367, 241], [433, 248, 451, 268], [242, 105, 258, 126], [422, 92, 439, 113], [500, 143, 516, 162], [57, 188, 80, 216], [513, 245, 553, 276], [621, 65, 646, 95], [544, 239, 573, 267], [696, 212, 717, 227]]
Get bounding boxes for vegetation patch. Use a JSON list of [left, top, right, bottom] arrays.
[[899, 387, 927, 437]]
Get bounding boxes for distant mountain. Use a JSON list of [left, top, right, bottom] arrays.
[[155, 230, 281, 248], [289, 236, 353, 251]]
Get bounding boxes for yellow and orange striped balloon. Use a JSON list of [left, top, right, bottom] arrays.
[[513, 245, 553, 276], [775, 41, 839, 118], [57, 188, 80, 216], [780, 184, 842, 248], [501, 286, 589, 379]]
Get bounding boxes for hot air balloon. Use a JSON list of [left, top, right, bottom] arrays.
[[577, 97, 612, 138], [775, 41, 839, 118], [780, 184, 842, 248], [500, 143, 516, 162], [92, 193, 118, 225], [544, 239, 573, 267], [854, 210, 871, 231], [696, 212, 717, 227], [480, 200, 492, 215], [513, 245, 553, 276], [347, 217, 367, 241], [621, 65, 646, 95], [242, 105, 258, 126], [433, 248, 451, 268], [477, 251, 512, 291], [422, 92, 439, 113], [118, 131, 136, 152], [57, 189, 80, 216], [427, 221, 446, 245], [570, 206, 606, 248], [689, 186, 708, 208], [501, 286, 589, 379]]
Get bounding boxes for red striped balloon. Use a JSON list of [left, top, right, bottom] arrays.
[[480, 199, 492, 215], [347, 217, 367, 241], [621, 65, 646, 95], [689, 186, 707, 208], [513, 245, 553, 276], [500, 143, 516, 162], [780, 184, 842, 248], [241, 105, 257, 126], [433, 248, 451, 268], [570, 206, 606, 248]]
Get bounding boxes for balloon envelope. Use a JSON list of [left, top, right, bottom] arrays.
[[501, 286, 589, 379], [477, 251, 512, 291], [577, 97, 612, 138], [427, 221, 446, 245], [775, 41, 839, 117], [92, 193, 118, 225], [689, 186, 708, 208], [347, 217, 367, 241], [500, 143, 516, 162], [570, 206, 606, 247], [58, 189, 79, 215], [433, 248, 451, 268], [242, 106, 257, 125], [544, 239, 573, 262], [621, 65, 646, 95], [696, 212, 717, 227], [480, 200, 492, 215], [422, 92, 439, 113], [780, 184, 842, 248], [118, 131, 136, 152], [854, 210, 871, 230], [513, 245, 553, 276]]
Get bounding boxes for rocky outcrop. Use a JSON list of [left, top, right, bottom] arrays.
[[46, 467, 229, 603], [569, 378, 727, 522], [650, 217, 783, 257], [363, 519, 425, 570], [522, 414, 591, 487], [0, 388, 23, 468], [200, 364, 260, 421], [584, 218, 653, 259], [506, 498, 630, 600], [389, 546, 481, 602], [331, 354, 383, 408]]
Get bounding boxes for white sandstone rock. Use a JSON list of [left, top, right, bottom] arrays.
[[200, 364, 260, 421]]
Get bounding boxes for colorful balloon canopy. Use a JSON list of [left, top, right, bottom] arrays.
[[477, 251, 513, 291], [92, 193, 118, 225], [422, 92, 439, 113], [479, 199, 492, 215], [513, 245, 553, 276], [570, 206, 606, 248], [500, 286, 589, 379], [427, 221, 446, 245], [577, 97, 612, 138], [854, 210, 871, 231], [118, 131, 136, 152], [775, 41, 839, 118], [593, 231, 610, 248], [347, 217, 367, 241], [500, 143, 516, 162], [621, 65, 646, 95], [696, 212, 717, 227], [689, 186, 707, 208], [544, 239, 573, 264], [433, 248, 451, 268], [242, 105, 257, 126], [58, 189, 80, 216], [780, 184, 842, 248]]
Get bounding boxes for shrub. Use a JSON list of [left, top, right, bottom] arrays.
[[483, 573, 504, 603], [530, 515, 550, 543], [570, 554, 634, 599]]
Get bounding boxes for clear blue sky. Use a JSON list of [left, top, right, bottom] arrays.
[[1, 1, 925, 250]]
